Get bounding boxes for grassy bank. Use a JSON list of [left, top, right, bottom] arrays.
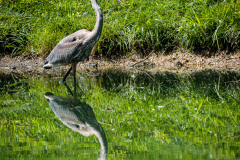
[[1, 0, 240, 57]]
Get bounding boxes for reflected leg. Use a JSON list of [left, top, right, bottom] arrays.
[[63, 82, 73, 96]]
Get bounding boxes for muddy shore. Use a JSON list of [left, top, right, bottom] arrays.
[[0, 51, 240, 78]]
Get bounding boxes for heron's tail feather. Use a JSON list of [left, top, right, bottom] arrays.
[[43, 61, 53, 69]]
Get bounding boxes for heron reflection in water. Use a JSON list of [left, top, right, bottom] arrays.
[[44, 86, 107, 159]]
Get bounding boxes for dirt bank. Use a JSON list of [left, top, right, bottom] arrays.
[[0, 51, 240, 78]]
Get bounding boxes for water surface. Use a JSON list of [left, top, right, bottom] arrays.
[[1, 69, 240, 159]]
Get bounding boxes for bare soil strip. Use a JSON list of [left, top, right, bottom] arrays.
[[0, 51, 240, 78]]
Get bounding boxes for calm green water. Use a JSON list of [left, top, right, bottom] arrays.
[[1, 69, 240, 159]]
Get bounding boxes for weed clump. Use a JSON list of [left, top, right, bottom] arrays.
[[0, 0, 239, 56]]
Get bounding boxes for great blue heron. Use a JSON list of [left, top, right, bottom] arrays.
[[44, 92, 108, 159], [43, 0, 103, 83]]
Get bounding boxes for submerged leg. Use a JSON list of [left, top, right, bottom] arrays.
[[62, 67, 72, 83]]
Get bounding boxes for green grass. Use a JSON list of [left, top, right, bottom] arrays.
[[0, 69, 240, 159], [1, 0, 240, 57]]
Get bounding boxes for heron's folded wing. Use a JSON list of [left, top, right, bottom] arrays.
[[48, 39, 83, 64]]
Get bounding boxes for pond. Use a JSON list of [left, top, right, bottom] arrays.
[[0, 69, 240, 159]]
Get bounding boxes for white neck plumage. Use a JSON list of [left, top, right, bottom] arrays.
[[89, 0, 103, 42]]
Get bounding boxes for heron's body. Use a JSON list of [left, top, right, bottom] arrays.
[[43, 0, 103, 83]]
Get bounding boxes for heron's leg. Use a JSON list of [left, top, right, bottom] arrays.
[[72, 63, 77, 83], [62, 67, 72, 83], [72, 63, 77, 99], [62, 67, 73, 96]]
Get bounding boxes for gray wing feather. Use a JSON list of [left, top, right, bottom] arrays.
[[46, 29, 90, 64], [47, 39, 83, 64]]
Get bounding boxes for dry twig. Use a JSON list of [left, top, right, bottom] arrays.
[[129, 52, 153, 67]]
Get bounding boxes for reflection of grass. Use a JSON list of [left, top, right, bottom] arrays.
[[0, 78, 101, 159], [0, 70, 240, 159], [83, 70, 240, 158], [1, 0, 240, 56]]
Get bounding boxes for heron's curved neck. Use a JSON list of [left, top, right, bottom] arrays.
[[90, 0, 103, 41]]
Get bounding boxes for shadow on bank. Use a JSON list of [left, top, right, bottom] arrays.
[[97, 69, 240, 100]]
